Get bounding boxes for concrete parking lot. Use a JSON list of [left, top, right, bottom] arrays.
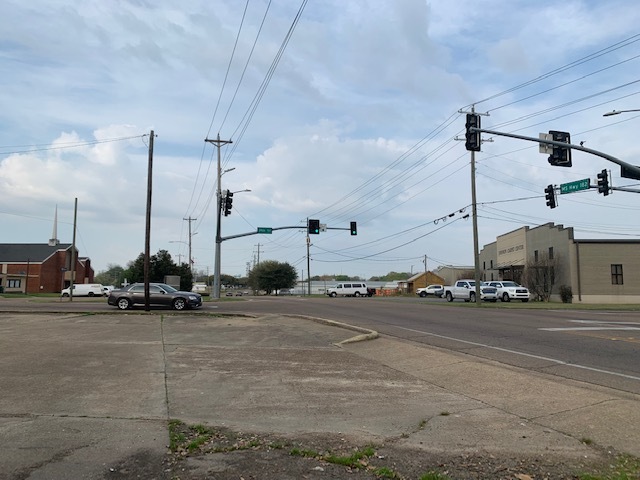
[[1, 309, 639, 478]]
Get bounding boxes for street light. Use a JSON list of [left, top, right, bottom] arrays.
[[169, 231, 197, 268], [603, 109, 640, 117]]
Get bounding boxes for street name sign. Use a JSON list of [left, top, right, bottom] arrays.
[[257, 227, 272, 234], [560, 178, 589, 194]]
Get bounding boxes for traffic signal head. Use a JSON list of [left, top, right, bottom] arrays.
[[350, 221, 357, 236], [465, 113, 481, 152], [597, 169, 610, 196], [223, 190, 234, 216], [308, 219, 320, 234], [544, 184, 556, 209], [547, 130, 572, 167]]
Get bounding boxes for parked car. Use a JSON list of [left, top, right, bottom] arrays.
[[416, 284, 444, 297], [487, 281, 530, 302], [107, 283, 202, 310], [61, 283, 105, 297], [443, 280, 498, 302]]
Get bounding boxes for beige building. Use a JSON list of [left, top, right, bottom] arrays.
[[479, 223, 640, 304]]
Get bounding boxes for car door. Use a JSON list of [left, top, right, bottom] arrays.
[[149, 285, 172, 306]]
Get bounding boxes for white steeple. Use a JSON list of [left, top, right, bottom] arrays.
[[48, 205, 60, 246]]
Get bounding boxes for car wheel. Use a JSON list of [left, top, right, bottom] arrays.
[[419, 291, 427, 297], [117, 298, 131, 310], [172, 298, 187, 310], [469, 292, 476, 302], [445, 292, 453, 302], [502, 292, 510, 302], [354, 292, 361, 297], [88, 292, 95, 297], [61, 293, 69, 297], [329, 292, 337, 297]]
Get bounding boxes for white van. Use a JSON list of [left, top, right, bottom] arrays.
[[326, 282, 373, 297], [61, 284, 105, 297]]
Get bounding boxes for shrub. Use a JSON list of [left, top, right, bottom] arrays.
[[559, 285, 573, 303]]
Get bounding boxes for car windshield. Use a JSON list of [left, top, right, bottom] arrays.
[[502, 281, 518, 287], [157, 284, 178, 292]]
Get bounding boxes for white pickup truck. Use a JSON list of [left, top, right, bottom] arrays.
[[443, 280, 498, 303]]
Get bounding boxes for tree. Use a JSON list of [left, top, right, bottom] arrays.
[[248, 260, 297, 295], [122, 249, 193, 290], [95, 263, 125, 287], [522, 252, 561, 302]]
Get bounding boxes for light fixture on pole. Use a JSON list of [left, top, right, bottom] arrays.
[[603, 109, 640, 117]]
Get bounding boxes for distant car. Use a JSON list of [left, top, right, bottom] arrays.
[[416, 285, 444, 297], [235, 291, 243, 296], [225, 291, 233, 297], [487, 281, 530, 302], [61, 284, 105, 297], [107, 283, 202, 310]]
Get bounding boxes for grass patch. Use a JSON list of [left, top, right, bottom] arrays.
[[578, 454, 640, 480], [420, 471, 451, 480], [374, 466, 400, 478], [325, 446, 376, 469]]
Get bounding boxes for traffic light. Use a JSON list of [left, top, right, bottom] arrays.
[[308, 219, 320, 234], [597, 169, 610, 195], [547, 130, 572, 167], [223, 190, 234, 216], [544, 184, 556, 209], [350, 221, 357, 236], [465, 113, 481, 152]]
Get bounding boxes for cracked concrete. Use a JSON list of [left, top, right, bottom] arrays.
[[0, 312, 638, 479]]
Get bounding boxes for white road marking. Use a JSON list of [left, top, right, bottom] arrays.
[[396, 326, 640, 382]]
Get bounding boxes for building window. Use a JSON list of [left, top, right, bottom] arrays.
[[534, 250, 538, 262], [490, 260, 493, 268], [483, 261, 486, 270], [548, 247, 554, 259], [611, 264, 623, 285], [8, 279, 21, 288]]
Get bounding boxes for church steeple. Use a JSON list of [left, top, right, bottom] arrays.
[[48, 205, 60, 246]]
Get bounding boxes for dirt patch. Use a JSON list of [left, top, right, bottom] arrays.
[[147, 422, 624, 480]]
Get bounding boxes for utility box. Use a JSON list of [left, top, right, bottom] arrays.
[[164, 275, 180, 289]]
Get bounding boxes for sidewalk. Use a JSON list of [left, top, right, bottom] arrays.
[[0, 311, 638, 478]]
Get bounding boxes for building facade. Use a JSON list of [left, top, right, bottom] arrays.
[[0, 243, 95, 294], [479, 223, 640, 303]]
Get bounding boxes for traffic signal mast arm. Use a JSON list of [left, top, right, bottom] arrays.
[[470, 126, 640, 179], [221, 225, 356, 242]]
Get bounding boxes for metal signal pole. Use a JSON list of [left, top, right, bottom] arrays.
[[205, 134, 232, 299]]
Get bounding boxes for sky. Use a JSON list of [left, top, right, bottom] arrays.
[[1, 0, 640, 281]]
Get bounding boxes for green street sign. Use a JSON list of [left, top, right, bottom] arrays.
[[560, 178, 589, 194], [257, 227, 272, 234]]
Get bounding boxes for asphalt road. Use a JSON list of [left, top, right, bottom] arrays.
[[219, 295, 640, 396], [2, 294, 639, 394]]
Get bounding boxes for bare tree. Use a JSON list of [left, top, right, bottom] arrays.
[[522, 252, 561, 302], [456, 270, 475, 281]]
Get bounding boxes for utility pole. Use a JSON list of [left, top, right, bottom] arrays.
[[469, 108, 481, 305], [423, 254, 428, 286], [183, 216, 197, 269], [144, 130, 154, 311], [69, 198, 78, 302], [254, 243, 261, 265], [205, 134, 232, 299], [306, 220, 311, 296]]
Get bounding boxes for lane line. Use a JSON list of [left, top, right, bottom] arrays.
[[396, 326, 640, 382]]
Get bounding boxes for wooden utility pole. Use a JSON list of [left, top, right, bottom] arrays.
[[183, 216, 197, 269], [69, 198, 78, 301], [144, 130, 154, 311]]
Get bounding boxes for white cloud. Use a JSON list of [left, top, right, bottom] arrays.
[[1, 0, 640, 278]]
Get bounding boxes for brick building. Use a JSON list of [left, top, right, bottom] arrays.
[[0, 243, 95, 294]]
